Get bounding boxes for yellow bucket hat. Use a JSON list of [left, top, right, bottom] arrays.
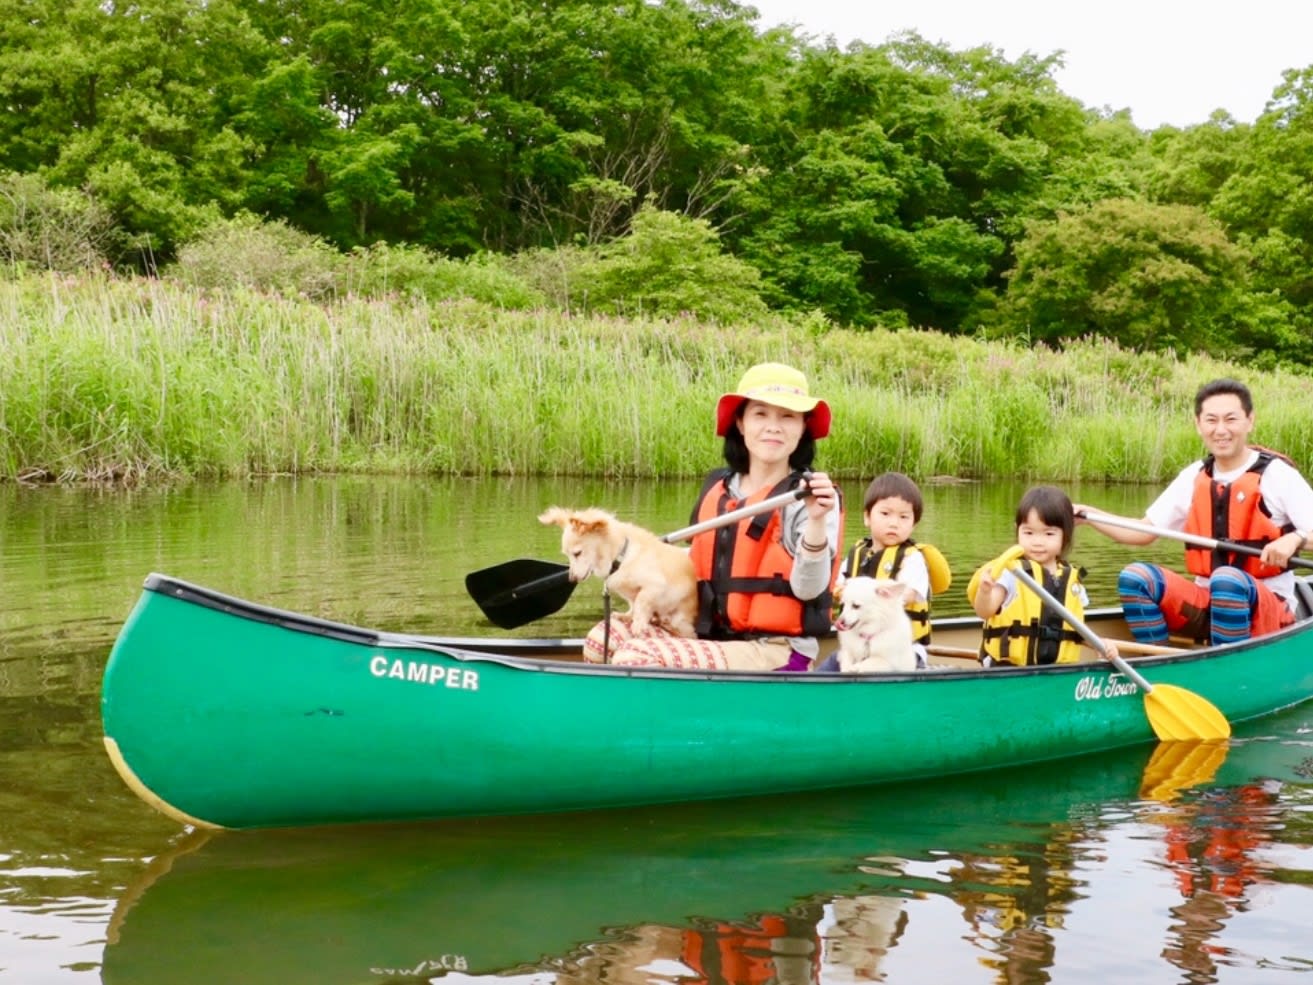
[[715, 362, 831, 439]]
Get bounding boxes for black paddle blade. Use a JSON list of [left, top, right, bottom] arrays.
[[465, 559, 576, 629]]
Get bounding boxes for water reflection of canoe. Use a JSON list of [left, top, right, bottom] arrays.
[[100, 723, 1313, 985], [101, 574, 1313, 829]]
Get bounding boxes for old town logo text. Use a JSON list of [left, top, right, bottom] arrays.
[[1074, 673, 1139, 701]]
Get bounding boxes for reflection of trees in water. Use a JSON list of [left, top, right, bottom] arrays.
[[0, 693, 177, 908]]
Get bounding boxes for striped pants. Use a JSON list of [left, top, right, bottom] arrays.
[[1117, 563, 1293, 646]]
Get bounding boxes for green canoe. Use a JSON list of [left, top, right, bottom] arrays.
[[101, 573, 1313, 830]]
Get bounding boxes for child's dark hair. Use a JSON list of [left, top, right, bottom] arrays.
[[722, 425, 817, 474], [863, 471, 923, 522], [1016, 485, 1074, 557]]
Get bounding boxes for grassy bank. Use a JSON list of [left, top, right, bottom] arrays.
[[3, 273, 1312, 483]]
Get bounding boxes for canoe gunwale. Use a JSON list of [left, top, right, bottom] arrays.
[[137, 571, 1313, 684], [142, 572, 383, 648]]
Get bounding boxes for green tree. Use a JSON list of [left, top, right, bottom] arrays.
[[999, 198, 1271, 357], [568, 204, 769, 322], [726, 38, 1098, 329], [0, 0, 272, 259], [1207, 68, 1313, 321], [0, 171, 118, 272], [1146, 114, 1251, 208]]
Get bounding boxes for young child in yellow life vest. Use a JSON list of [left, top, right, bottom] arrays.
[[969, 485, 1120, 667], [817, 472, 951, 671]]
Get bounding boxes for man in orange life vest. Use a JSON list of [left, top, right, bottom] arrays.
[[1077, 378, 1313, 646]]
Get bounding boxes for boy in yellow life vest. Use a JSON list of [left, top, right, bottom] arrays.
[[969, 485, 1121, 667], [819, 472, 951, 670]]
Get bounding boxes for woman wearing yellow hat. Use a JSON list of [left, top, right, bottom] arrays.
[[584, 362, 843, 670]]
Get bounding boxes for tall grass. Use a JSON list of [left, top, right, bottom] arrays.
[[3, 272, 1312, 483]]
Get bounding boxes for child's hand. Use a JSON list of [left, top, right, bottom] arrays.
[[991, 544, 1026, 577], [970, 565, 1006, 619], [1100, 638, 1120, 661]]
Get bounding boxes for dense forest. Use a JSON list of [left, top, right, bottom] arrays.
[[3, 0, 1313, 368]]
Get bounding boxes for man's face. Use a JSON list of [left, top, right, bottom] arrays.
[[1195, 393, 1253, 462]]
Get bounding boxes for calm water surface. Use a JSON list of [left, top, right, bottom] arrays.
[[2, 476, 1311, 984]]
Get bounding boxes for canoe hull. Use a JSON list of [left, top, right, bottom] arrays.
[[95, 714, 1313, 984], [101, 574, 1313, 829]]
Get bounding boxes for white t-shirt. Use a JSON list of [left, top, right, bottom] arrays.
[[1146, 450, 1313, 608]]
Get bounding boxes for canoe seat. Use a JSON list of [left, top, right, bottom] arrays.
[[1295, 576, 1313, 621]]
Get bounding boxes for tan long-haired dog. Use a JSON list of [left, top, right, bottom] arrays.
[[538, 506, 698, 638]]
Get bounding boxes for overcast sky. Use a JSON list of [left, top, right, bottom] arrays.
[[746, 0, 1313, 129]]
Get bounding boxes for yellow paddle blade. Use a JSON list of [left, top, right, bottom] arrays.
[[1139, 738, 1230, 801], [1144, 684, 1232, 742]]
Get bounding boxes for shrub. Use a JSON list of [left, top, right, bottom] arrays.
[[0, 172, 118, 274], [168, 212, 341, 301], [341, 243, 544, 308], [567, 205, 771, 324]]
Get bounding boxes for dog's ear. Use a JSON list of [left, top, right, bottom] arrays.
[[568, 515, 608, 537], [538, 507, 569, 528], [567, 507, 612, 537], [875, 581, 905, 602]]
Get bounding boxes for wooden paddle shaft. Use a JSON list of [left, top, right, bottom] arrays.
[[1091, 638, 1186, 657], [927, 638, 1187, 660], [1007, 564, 1157, 693], [1081, 511, 1313, 572]]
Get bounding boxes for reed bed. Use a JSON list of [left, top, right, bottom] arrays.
[[3, 272, 1312, 483]]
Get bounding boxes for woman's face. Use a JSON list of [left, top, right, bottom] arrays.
[[738, 399, 806, 467]]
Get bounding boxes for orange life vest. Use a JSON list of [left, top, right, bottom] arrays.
[[1185, 451, 1294, 579], [680, 915, 820, 985], [1163, 784, 1272, 899], [689, 470, 842, 639]]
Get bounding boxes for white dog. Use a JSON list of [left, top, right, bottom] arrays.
[[833, 576, 917, 673]]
